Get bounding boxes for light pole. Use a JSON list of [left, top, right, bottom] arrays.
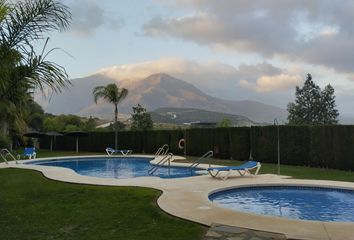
[[249, 126, 253, 160], [274, 118, 280, 175], [184, 128, 187, 158]]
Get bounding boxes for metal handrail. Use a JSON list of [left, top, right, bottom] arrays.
[[155, 144, 169, 157], [189, 150, 213, 170], [149, 153, 173, 175], [0, 148, 18, 164]]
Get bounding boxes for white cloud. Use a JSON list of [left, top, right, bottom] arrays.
[[98, 58, 237, 82], [239, 74, 302, 92]]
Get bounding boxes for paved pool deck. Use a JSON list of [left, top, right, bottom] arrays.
[[1, 155, 354, 240]]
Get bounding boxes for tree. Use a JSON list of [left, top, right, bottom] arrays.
[[287, 73, 339, 125], [0, 0, 71, 99], [43, 114, 86, 132], [26, 100, 45, 130], [218, 118, 231, 128], [83, 116, 97, 131], [0, 0, 71, 140], [0, 0, 7, 20], [131, 104, 153, 131], [319, 85, 339, 124], [93, 84, 128, 149], [108, 121, 126, 131]]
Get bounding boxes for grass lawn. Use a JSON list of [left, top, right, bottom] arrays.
[[0, 168, 205, 240], [183, 157, 354, 182]]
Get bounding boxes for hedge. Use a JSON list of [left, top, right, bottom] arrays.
[[39, 125, 354, 171]]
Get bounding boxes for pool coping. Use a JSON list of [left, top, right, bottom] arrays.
[[2, 155, 354, 240]]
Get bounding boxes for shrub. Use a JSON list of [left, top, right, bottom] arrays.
[[0, 134, 10, 149]]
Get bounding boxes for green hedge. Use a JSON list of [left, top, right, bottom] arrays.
[[39, 126, 354, 171]]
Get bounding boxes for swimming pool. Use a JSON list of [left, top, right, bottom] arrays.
[[209, 186, 354, 222], [29, 157, 201, 179]]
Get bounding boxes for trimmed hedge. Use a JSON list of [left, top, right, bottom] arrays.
[[39, 126, 354, 171]]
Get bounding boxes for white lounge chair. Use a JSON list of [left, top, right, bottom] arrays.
[[207, 161, 261, 180], [105, 147, 133, 156]]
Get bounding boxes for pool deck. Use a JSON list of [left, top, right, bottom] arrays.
[[1, 155, 354, 240]]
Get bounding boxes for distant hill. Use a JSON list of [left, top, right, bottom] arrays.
[[38, 73, 287, 123], [151, 107, 255, 126]]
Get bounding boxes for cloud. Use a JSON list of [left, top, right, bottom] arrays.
[[144, 0, 354, 75], [239, 74, 302, 92], [67, 0, 123, 36]]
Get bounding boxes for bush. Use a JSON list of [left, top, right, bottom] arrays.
[[0, 134, 10, 149]]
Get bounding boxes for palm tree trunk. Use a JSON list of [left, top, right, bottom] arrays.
[[114, 104, 118, 150]]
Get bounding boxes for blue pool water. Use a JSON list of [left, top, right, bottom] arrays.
[[30, 157, 201, 179], [209, 186, 354, 222]]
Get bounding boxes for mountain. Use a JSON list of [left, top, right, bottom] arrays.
[[151, 107, 255, 126], [38, 73, 287, 123]]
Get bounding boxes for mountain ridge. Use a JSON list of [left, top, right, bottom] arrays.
[[38, 73, 288, 123]]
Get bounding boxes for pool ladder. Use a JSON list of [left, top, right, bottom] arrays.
[[1, 148, 18, 164], [188, 150, 213, 172], [148, 153, 174, 175], [154, 144, 169, 157]]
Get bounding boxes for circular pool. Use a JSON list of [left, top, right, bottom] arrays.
[[209, 186, 354, 222], [27, 157, 201, 179]]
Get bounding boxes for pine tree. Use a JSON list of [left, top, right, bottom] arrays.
[[320, 85, 339, 124], [287, 74, 339, 125]]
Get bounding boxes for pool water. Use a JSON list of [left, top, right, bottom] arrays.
[[31, 157, 201, 179], [209, 186, 354, 222]]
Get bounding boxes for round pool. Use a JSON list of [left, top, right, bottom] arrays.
[[209, 186, 354, 222], [28, 157, 201, 179]]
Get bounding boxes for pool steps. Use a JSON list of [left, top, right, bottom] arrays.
[[0, 148, 17, 164]]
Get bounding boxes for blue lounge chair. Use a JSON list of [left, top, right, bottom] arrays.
[[106, 147, 133, 156], [24, 147, 36, 159], [207, 161, 261, 180]]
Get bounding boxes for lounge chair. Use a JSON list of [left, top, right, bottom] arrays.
[[24, 147, 36, 159], [105, 147, 133, 156], [207, 161, 261, 180]]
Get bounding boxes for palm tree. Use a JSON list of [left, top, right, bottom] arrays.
[[93, 84, 128, 149], [0, 0, 71, 138], [0, 0, 72, 100]]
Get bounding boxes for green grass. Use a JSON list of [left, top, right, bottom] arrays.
[[182, 157, 354, 182], [0, 168, 205, 240]]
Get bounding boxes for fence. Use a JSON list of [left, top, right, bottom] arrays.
[[40, 125, 354, 171]]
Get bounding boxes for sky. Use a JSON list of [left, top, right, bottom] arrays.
[[42, 0, 354, 116]]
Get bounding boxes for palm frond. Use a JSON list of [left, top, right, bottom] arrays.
[[0, 0, 7, 22], [93, 86, 108, 104], [117, 88, 128, 103], [23, 38, 71, 93], [0, 0, 71, 49], [92, 84, 129, 105]]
